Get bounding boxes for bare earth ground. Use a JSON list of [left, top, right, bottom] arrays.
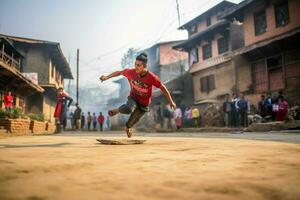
[[0, 131, 300, 200]]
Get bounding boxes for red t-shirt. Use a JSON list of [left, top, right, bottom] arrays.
[[98, 115, 105, 124], [4, 95, 13, 107], [122, 68, 162, 106]]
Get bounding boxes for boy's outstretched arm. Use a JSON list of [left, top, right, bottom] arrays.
[[99, 71, 122, 82], [159, 84, 176, 109]]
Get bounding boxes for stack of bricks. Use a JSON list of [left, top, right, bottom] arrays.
[[46, 122, 56, 134], [30, 120, 46, 134], [0, 119, 31, 134]]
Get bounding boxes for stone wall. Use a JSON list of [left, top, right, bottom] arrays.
[[0, 119, 56, 135], [46, 122, 56, 134], [30, 120, 46, 134], [0, 119, 30, 134]]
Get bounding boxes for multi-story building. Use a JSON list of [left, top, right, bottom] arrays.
[[1, 34, 73, 121], [173, 1, 243, 106], [0, 35, 44, 112], [221, 0, 300, 104]]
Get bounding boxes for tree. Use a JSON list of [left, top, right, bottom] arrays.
[[121, 48, 138, 68]]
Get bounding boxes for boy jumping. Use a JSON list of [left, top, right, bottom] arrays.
[[99, 53, 176, 138]]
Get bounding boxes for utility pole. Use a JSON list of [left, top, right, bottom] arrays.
[[76, 49, 79, 104], [67, 54, 71, 94], [176, 0, 181, 27]]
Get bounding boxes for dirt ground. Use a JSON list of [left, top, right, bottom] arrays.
[[0, 133, 300, 200]]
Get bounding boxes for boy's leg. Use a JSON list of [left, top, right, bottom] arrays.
[[125, 107, 146, 138], [108, 97, 136, 117]]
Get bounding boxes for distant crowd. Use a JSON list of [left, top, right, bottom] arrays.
[[65, 104, 111, 132], [151, 90, 290, 130], [1, 90, 291, 130]]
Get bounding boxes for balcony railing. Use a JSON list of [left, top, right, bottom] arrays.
[[0, 50, 21, 70]]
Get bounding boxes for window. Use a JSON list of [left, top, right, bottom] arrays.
[[188, 24, 197, 35], [254, 10, 267, 35], [267, 56, 284, 91], [267, 55, 282, 70], [253, 55, 284, 92], [189, 48, 199, 66], [202, 43, 212, 60], [218, 37, 229, 54], [275, 1, 289, 27], [200, 75, 215, 93], [206, 17, 211, 27]]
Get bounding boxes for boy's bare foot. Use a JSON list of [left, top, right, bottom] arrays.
[[108, 109, 119, 117], [125, 127, 133, 138]]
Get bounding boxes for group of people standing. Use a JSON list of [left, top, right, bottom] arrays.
[[82, 112, 109, 131], [223, 93, 250, 128], [153, 103, 200, 130], [258, 92, 289, 122], [222, 91, 290, 128], [54, 87, 110, 132], [69, 108, 110, 131]]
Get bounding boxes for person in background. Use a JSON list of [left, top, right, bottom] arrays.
[[184, 107, 192, 127], [258, 95, 267, 118], [54, 87, 73, 132], [191, 106, 200, 127], [70, 111, 75, 129], [223, 94, 231, 127], [156, 102, 163, 129], [74, 103, 82, 130], [173, 107, 182, 130], [231, 94, 239, 127], [81, 112, 85, 130], [92, 113, 97, 130], [97, 112, 105, 131], [4, 91, 14, 112], [87, 112, 92, 131], [106, 115, 110, 130], [265, 94, 273, 120], [237, 94, 249, 127], [276, 97, 289, 121], [163, 104, 173, 129]]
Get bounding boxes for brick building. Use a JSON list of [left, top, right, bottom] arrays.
[[173, 1, 243, 107], [221, 0, 300, 105]]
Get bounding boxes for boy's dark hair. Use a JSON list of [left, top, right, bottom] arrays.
[[136, 53, 148, 64]]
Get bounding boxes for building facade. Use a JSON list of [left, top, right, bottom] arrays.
[[222, 0, 300, 105], [173, 1, 243, 106], [0, 35, 44, 112], [1, 34, 73, 122]]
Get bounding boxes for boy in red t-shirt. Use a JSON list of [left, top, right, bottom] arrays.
[[97, 112, 105, 131], [4, 91, 14, 112], [100, 53, 176, 138]]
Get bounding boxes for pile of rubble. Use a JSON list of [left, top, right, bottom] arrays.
[[287, 106, 300, 121], [201, 104, 224, 127]]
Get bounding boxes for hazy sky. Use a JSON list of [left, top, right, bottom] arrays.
[[0, 0, 241, 88]]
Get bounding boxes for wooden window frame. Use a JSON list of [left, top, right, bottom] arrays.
[[202, 43, 212, 60], [275, 1, 289, 28], [217, 37, 229, 54], [254, 10, 267, 36]]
